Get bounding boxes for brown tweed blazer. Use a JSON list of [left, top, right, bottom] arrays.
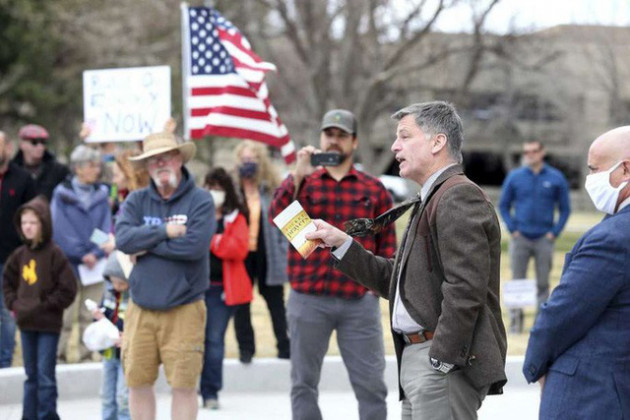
[[336, 165, 507, 399]]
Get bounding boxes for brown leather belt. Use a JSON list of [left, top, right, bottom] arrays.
[[402, 330, 434, 345]]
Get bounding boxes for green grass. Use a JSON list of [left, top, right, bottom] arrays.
[[9, 212, 601, 367], [499, 212, 600, 354]]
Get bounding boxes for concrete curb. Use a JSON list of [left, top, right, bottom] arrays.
[[0, 355, 528, 405]]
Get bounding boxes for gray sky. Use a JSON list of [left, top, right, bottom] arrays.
[[433, 0, 630, 33]]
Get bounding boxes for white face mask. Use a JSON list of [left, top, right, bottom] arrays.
[[584, 161, 628, 215], [209, 190, 226, 209]]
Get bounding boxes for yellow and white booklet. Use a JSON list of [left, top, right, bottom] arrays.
[[273, 200, 321, 259]]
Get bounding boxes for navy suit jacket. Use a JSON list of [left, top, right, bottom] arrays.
[[523, 205, 630, 419]]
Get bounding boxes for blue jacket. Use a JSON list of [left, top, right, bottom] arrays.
[[51, 178, 111, 270], [523, 205, 630, 419], [115, 167, 214, 310], [499, 164, 570, 239]]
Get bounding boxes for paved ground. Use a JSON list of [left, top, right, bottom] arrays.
[[0, 384, 539, 420], [0, 355, 540, 419]]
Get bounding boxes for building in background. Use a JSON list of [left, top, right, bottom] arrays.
[[389, 25, 630, 202]]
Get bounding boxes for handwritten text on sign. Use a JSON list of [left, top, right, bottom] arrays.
[[83, 66, 171, 142], [502, 279, 537, 308]]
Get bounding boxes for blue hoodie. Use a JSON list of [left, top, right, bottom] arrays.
[[115, 167, 215, 310]]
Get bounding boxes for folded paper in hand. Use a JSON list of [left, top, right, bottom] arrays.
[[78, 258, 106, 286], [273, 201, 321, 259], [89, 228, 110, 246]]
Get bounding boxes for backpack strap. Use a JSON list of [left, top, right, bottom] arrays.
[[418, 175, 485, 235]]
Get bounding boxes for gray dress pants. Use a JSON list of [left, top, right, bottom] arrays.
[[400, 341, 488, 419]]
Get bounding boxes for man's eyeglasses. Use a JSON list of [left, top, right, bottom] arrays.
[[24, 139, 46, 146], [147, 151, 179, 165], [523, 149, 541, 155]]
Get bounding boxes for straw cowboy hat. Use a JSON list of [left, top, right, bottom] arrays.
[[129, 132, 196, 165]]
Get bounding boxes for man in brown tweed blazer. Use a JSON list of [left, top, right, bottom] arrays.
[[307, 101, 507, 419]]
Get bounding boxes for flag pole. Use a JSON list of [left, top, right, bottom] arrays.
[[180, 2, 191, 141]]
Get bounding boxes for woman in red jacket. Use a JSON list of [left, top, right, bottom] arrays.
[[199, 167, 252, 410]]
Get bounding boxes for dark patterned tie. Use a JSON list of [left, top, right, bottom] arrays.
[[344, 194, 422, 237]]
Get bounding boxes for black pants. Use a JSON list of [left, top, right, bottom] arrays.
[[234, 278, 290, 357]]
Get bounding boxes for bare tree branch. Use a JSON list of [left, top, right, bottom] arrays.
[[383, 0, 446, 72], [256, 0, 310, 64], [340, 1, 363, 103], [457, 0, 502, 101], [400, 0, 428, 40]]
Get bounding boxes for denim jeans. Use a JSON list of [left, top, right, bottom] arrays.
[[199, 286, 236, 401], [21, 330, 60, 420], [0, 263, 17, 368], [102, 357, 130, 420]]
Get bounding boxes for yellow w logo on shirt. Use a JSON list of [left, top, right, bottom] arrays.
[[22, 259, 38, 285]]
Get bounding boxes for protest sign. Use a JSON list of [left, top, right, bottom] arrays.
[[83, 66, 171, 142], [503, 279, 537, 308]]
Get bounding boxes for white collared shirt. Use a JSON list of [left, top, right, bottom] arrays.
[[333, 164, 457, 333], [391, 164, 456, 333]]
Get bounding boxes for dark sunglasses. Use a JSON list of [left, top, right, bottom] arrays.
[[24, 139, 46, 146]]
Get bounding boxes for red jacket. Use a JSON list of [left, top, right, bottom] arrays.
[[210, 210, 252, 305]]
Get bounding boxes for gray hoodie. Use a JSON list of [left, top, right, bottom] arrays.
[[115, 167, 215, 310]]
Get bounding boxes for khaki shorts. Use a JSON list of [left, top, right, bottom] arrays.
[[122, 299, 206, 389]]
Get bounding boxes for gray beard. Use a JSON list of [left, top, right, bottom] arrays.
[[152, 170, 178, 189]]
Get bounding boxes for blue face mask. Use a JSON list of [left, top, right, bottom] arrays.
[[238, 162, 258, 179]]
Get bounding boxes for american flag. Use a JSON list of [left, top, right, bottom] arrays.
[[181, 4, 296, 163]]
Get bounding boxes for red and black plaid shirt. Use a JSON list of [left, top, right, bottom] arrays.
[[270, 167, 396, 299]]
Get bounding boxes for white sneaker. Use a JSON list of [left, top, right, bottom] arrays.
[[203, 398, 219, 410]]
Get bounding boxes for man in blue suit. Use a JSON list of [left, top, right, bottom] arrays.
[[523, 126, 630, 419]]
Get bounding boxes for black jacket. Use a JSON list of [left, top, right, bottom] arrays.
[[12, 149, 70, 200], [0, 163, 36, 263]]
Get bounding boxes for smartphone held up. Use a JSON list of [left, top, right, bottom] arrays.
[[310, 152, 342, 167]]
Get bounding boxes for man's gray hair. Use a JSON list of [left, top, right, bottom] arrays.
[[392, 101, 464, 163], [70, 145, 101, 166]]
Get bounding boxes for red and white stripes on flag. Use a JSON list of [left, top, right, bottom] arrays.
[[181, 4, 296, 163]]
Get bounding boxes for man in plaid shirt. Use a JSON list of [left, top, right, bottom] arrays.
[[270, 109, 396, 420]]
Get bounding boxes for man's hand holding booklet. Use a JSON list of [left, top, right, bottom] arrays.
[[272, 201, 321, 258]]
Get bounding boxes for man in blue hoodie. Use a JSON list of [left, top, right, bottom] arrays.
[[115, 132, 214, 420], [499, 140, 571, 334]]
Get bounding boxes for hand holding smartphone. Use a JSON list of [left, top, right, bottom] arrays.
[[310, 152, 342, 167]]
